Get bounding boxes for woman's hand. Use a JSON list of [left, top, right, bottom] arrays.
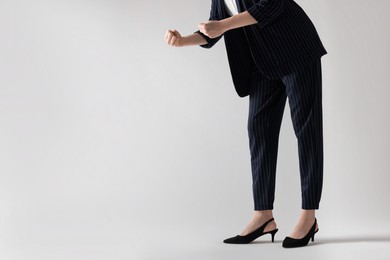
[[198, 12, 257, 39], [198, 20, 227, 39], [165, 29, 183, 47]]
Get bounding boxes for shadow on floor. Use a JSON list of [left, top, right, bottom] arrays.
[[248, 235, 390, 246], [314, 235, 390, 245]]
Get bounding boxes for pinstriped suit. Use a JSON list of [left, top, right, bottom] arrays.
[[195, 0, 327, 210]]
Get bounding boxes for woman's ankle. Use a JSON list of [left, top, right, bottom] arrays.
[[300, 209, 315, 218], [253, 209, 273, 219]]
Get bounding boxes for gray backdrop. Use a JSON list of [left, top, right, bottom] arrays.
[[1, 0, 389, 259]]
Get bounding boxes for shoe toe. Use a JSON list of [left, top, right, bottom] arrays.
[[282, 237, 293, 248], [223, 235, 239, 243]]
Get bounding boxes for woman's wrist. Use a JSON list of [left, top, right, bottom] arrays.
[[221, 17, 234, 32], [197, 11, 257, 40], [221, 11, 257, 32], [182, 33, 207, 47]]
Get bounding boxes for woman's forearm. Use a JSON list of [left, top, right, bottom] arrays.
[[165, 29, 207, 47], [167, 11, 257, 48], [181, 33, 208, 46], [222, 11, 257, 31], [198, 11, 257, 39]]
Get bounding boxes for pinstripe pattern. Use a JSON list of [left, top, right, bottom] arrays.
[[195, 0, 327, 97], [195, 0, 326, 210], [248, 58, 323, 210], [247, 67, 286, 210], [245, 0, 285, 28]]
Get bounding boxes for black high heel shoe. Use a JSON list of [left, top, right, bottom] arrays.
[[223, 218, 278, 244], [282, 217, 319, 248]]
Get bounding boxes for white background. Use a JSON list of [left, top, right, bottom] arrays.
[[1, 0, 390, 259]]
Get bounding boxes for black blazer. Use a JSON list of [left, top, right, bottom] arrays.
[[195, 0, 328, 97]]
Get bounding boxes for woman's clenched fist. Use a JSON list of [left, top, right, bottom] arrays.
[[198, 20, 226, 39], [165, 29, 183, 47]]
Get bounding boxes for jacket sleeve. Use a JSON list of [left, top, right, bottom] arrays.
[[246, 0, 285, 28], [194, 0, 223, 49]]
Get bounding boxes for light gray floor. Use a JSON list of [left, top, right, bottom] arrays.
[[2, 219, 390, 260], [139, 223, 390, 260]]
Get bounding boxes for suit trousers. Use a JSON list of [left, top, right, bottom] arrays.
[[247, 58, 324, 210]]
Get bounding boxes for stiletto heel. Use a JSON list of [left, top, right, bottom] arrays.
[[311, 227, 319, 242], [270, 229, 278, 242], [223, 218, 278, 244], [282, 218, 319, 248]]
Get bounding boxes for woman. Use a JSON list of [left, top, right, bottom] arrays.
[[165, 0, 327, 248]]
